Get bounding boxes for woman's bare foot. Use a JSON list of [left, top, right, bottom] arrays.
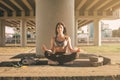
[[48, 60, 58, 65]]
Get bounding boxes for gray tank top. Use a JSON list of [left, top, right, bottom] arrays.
[[54, 37, 68, 47]]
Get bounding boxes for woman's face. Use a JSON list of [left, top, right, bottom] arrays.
[[57, 24, 64, 34]]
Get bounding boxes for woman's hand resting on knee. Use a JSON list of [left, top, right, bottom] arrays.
[[42, 45, 52, 53], [70, 48, 80, 53], [76, 48, 80, 52]]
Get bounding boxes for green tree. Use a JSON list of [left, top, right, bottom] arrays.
[[112, 27, 120, 37]]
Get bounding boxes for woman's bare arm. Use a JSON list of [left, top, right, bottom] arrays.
[[50, 37, 54, 52], [42, 37, 54, 52], [67, 37, 80, 52]]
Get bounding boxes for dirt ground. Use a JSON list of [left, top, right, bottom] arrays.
[[0, 47, 120, 77]]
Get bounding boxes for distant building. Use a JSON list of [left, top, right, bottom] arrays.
[[88, 22, 112, 38], [89, 23, 94, 38], [101, 22, 112, 38]]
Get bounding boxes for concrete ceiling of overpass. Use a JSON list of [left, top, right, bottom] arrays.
[[0, 0, 120, 31]]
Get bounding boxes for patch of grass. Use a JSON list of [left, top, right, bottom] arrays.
[[80, 44, 120, 54]]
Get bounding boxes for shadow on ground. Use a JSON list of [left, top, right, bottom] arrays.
[[0, 60, 92, 67], [10, 53, 37, 59], [0, 53, 111, 67]]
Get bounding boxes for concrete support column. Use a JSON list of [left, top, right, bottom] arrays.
[[75, 20, 78, 46], [93, 19, 101, 46], [36, 0, 75, 56], [20, 19, 27, 47], [0, 19, 5, 46]]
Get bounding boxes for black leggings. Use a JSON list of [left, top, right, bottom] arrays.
[[44, 51, 77, 64]]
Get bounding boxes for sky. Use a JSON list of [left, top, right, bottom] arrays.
[[5, 26, 14, 34], [81, 19, 120, 33], [101, 19, 120, 30]]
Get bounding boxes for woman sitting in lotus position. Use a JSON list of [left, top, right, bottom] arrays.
[[42, 22, 80, 65]]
